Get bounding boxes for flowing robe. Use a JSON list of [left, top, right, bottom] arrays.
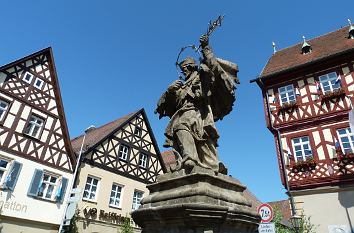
[[156, 45, 238, 171]]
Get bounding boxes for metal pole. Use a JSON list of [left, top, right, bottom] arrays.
[[58, 126, 94, 233]]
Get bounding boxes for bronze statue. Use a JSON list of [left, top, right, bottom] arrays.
[[155, 17, 239, 174]]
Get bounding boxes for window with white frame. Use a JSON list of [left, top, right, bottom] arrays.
[[278, 85, 296, 105], [109, 183, 123, 208], [319, 72, 341, 94], [139, 153, 148, 168], [0, 158, 11, 185], [37, 172, 59, 200], [118, 144, 129, 160], [337, 128, 354, 153], [23, 72, 33, 84], [292, 136, 313, 161], [0, 100, 9, 121], [24, 115, 44, 138], [34, 78, 44, 89], [83, 176, 100, 202], [132, 190, 144, 210]]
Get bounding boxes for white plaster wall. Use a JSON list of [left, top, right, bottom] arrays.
[[294, 188, 354, 233], [0, 149, 74, 225]]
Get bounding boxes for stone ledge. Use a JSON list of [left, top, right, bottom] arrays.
[[132, 171, 260, 233]]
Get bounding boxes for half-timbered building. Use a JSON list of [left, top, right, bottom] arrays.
[[71, 109, 166, 233], [253, 24, 354, 232], [0, 48, 75, 232]]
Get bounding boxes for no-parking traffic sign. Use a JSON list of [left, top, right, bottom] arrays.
[[257, 203, 273, 223]]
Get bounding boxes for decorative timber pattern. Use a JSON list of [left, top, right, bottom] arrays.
[[258, 26, 354, 191], [267, 69, 354, 128], [73, 109, 166, 184], [286, 159, 354, 188], [0, 48, 75, 172], [269, 63, 354, 190]]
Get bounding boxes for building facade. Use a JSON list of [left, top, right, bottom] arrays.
[[0, 48, 75, 232], [254, 25, 354, 232], [71, 109, 166, 233]]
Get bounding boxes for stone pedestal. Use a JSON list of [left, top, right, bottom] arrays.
[[132, 167, 260, 233]]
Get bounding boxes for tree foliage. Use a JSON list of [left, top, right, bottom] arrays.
[[66, 209, 80, 233], [272, 207, 316, 233], [119, 217, 134, 233]]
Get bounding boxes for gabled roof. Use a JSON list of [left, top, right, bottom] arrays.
[[71, 111, 137, 153], [71, 109, 167, 172], [0, 47, 76, 172], [260, 26, 354, 79], [267, 200, 291, 227], [161, 150, 262, 211]]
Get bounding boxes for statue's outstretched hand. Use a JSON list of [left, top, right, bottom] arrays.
[[199, 35, 209, 48], [168, 80, 183, 91]]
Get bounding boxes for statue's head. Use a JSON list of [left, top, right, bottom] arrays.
[[178, 57, 197, 79]]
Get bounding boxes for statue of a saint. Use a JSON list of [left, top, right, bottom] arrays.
[[155, 33, 239, 174]]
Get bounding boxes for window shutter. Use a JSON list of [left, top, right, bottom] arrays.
[[27, 169, 43, 197], [57, 177, 69, 203], [5, 161, 22, 191]]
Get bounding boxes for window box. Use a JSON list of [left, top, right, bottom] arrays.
[[291, 157, 316, 170], [278, 101, 297, 111], [321, 88, 345, 100], [336, 150, 354, 161]]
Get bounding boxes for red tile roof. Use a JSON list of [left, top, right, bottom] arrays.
[[260, 26, 354, 78], [71, 111, 138, 154], [161, 150, 263, 211], [161, 150, 176, 170], [267, 199, 291, 226]]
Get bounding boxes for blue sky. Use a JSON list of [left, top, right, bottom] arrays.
[[1, 0, 353, 202]]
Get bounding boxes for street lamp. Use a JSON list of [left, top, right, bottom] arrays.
[[290, 214, 302, 233], [58, 125, 95, 233]]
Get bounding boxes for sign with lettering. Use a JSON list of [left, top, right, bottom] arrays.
[[257, 203, 273, 223], [258, 223, 275, 233], [83, 206, 129, 225], [0, 200, 27, 213]]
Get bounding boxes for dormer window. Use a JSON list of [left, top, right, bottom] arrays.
[[302, 43, 312, 54], [348, 19, 354, 39], [23, 72, 33, 84], [349, 26, 354, 39], [319, 72, 341, 94], [34, 78, 44, 89], [301, 36, 312, 54], [278, 85, 296, 105]]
